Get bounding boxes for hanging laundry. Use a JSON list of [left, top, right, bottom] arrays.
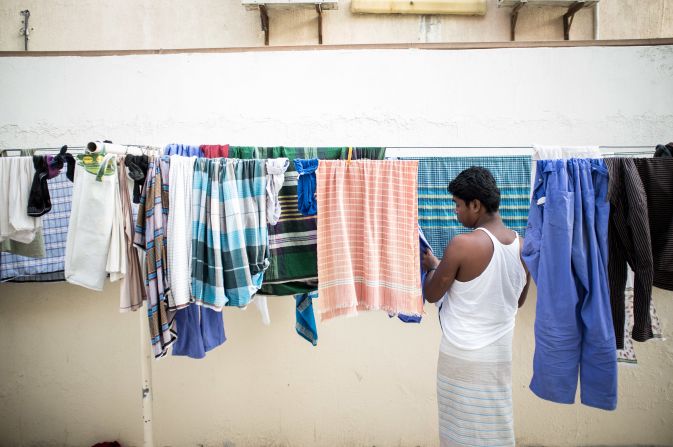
[[316, 159, 423, 321], [295, 290, 318, 346], [617, 268, 665, 365], [200, 144, 229, 158], [228, 147, 386, 296], [172, 303, 226, 359], [191, 158, 269, 310], [117, 158, 146, 312], [523, 158, 616, 411], [402, 156, 530, 256], [254, 295, 271, 325], [0, 156, 43, 245], [0, 169, 72, 281], [125, 155, 149, 204], [654, 142, 673, 158], [266, 158, 289, 225], [167, 155, 197, 309], [294, 159, 319, 216], [134, 157, 176, 358], [26, 148, 75, 218], [164, 144, 202, 157], [64, 152, 122, 291]]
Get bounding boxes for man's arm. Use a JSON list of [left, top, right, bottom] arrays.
[[422, 235, 467, 303], [518, 236, 531, 308]]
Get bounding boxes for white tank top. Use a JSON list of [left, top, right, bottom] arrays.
[[439, 227, 526, 351]]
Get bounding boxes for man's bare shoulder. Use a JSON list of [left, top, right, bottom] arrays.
[[443, 231, 489, 256]]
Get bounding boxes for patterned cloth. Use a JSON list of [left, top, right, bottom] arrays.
[[295, 290, 319, 346], [228, 147, 386, 296], [316, 160, 423, 321], [401, 156, 530, 256], [294, 159, 319, 216], [191, 158, 269, 309], [134, 157, 176, 358], [0, 170, 72, 281], [200, 144, 229, 158], [164, 144, 202, 157]]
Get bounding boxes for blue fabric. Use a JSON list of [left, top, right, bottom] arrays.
[[164, 144, 203, 157], [522, 158, 617, 411], [402, 156, 530, 256], [295, 290, 318, 346], [397, 226, 432, 323], [293, 158, 318, 216], [172, 304, 226, 359]]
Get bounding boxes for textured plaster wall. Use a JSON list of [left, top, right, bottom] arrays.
[[0, 0, 672, 51], [0, 44, 672, 446]]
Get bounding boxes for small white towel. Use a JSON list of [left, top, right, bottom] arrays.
[[266, 158, 289, 226]]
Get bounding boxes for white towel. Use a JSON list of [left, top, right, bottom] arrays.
[[167, 155, 197, 309], [0, 156, 42, 244], [266, 158, 289, 226], [64, 155, 118, 291]]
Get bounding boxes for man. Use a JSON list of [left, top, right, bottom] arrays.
[[422, 166, 530, 447]]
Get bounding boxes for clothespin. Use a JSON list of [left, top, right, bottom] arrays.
[[347, 147, 353, 166]]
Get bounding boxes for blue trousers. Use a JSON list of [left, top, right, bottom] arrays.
[[172, 304, 226, 359], [523, 159, 617, 411]]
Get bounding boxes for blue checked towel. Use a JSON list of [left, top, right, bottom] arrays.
[[295, 290, 319, 346], [401, 156, 531, 256], [1, 170, 72, 281], [191, 158, 269, 309]]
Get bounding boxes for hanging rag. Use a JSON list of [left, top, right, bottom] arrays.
[[164, 144, 202, 157], [228, 147, 386, 296], [27, 155, 52, 217], [200, 144, 229, 158], [117, 158, 146, 312], [316, 159, 423, 321], [124, 155, 149, 204], [0, 156, 43, 245], [295, 290, 319, 346], [654, 143, 673, 158], [172, 303, 226, 359], [255, 295, 271, 325], [191, 158, 269, 310], [0, 169, 72, 281], [266, 158, 289, 225], [294, 158, 319, 216], [134, 157, 176, 358], [48, 145, 76, 181], [64, 152, 119, 291]]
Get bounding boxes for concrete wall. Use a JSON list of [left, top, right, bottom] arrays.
[[0, 0, 672, 51], [0, 44, 672, 446]]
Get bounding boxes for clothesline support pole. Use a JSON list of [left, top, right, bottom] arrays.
[[139, 309, 155, 447]]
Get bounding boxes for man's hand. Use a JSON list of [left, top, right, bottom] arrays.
[[422, 249, 440, 272]]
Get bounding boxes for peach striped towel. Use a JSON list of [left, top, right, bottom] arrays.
[[316, 159, 423, 321]]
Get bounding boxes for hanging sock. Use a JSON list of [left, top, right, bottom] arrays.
[[295, 291, 318, 346], [48, 145, 76, 182], [293, 158, 318, 216], [27, 155, 51, 217], [124, 155, 149, 204], [266, 158, 289, 225]]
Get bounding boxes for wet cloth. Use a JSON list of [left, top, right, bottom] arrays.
[[172, 303, 226, 359], [266, 158, 289, 225], [191, 158, 269, 310], [117, 158, 146, 312], [402, 156, 530, 256], [0, 156, 43, 245], [164, 144, 203, 157], [294, 159, 319, 216], [134, 157, 176, 358], [0, 170, 72, 281], [167, 155, 197, 309], [316, 159, 423, 321], [228, 147, 386, 296], [125, 155, 149, 204], [200, 144, 229, 158], [295, 290, 319, 346], [64, 153, 119, 291], [523, 159, 617, 411], [437, 330, 515, 447]]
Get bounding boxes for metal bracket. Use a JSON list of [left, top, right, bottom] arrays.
[[510, 3, 524, 41], [259, 5, 270, 46], [19, 10, 31, 51], [563, 1, 586, 40]]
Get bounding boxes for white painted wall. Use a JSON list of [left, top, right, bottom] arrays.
[[0, 44, 672, 447]]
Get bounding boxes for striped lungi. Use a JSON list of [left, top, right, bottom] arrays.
[[437, 330, 515, 447]]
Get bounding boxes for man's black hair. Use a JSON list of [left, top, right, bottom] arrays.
[[448, 167, 501, 213]]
